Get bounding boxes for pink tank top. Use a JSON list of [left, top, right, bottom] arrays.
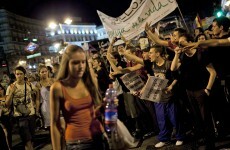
[[61, 85, 103, 142]]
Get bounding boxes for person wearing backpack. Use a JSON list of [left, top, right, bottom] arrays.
[[4, 66, 39, 150]]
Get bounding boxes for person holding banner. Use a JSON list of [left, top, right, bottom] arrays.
[[171, 34, 217, 150], [144, 46, 184, 148], [107, 38, 153, 139]]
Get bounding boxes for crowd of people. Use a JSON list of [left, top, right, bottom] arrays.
[[0, 15, 230, 150]]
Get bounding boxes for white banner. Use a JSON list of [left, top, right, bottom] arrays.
[[121, 72, 145, 92], [140, 76, 168, 102], [97, 0, 178, 41]]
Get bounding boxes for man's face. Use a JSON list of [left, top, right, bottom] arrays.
[[198, 35, 206, 41], [171, 31, 180, 43], [212, 21, 221, 36], [149, 48, 158, 62], [92, 59, 100, 69], [195, 29, 201, 36], [117, 44, 124, 51], [142, 51, 149, 60], [15, 70, 25, 82]]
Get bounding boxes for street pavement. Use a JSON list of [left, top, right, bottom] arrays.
[[12, 130, 230, 150]]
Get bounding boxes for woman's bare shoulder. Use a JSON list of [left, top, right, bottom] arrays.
[[51, 81, 62, 92]]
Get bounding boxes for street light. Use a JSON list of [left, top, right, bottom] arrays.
[[64, 18, 72, 25], [48, 18, 72, 43]]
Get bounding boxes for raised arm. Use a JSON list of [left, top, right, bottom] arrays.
[[145, 22, 169, 47], [50, 82, 62, 150], [118, 48, 144, 65], [185, 38, 230, 50]]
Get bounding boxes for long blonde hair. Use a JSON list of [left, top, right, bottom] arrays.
[[57, 45, 102, 105]]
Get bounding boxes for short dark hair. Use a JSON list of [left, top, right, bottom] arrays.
[[195, 27, 204, 33], [15, 66, 26, 74], [173, 28, 187, 37], [213, 16, 230, 32], [195, 33, 207, 42], [181, 33, 194, 42]]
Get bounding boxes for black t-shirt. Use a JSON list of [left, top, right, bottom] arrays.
[[208, 34, 230, 79], [111, 60, 130, 92], [96, 68, 111, 96], [144, 59, 154, 76], [179, 50, 210, 90]]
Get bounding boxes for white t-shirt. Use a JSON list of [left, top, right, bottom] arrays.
[[6, 82, 36, 117]]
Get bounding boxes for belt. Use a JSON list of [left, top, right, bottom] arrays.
[[66, 139, 94, 145]]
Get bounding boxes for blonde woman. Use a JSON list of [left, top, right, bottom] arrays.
[[50, 45, 106, 150]]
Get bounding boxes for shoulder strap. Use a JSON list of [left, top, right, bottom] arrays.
[[26, 81, 33, 91], [24, 82, 26, 103]]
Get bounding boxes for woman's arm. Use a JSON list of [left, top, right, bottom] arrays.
[[50, 82, 62, 150]]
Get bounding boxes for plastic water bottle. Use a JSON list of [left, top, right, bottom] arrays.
[[104, 84, 118, 133]]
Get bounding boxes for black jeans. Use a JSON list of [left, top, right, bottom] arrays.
[[186, 89, 215, 148]]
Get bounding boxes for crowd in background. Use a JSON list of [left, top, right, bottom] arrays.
[[0, 15, 230, 150]]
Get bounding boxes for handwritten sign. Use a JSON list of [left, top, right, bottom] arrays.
[[121, 72, 145, 92], [97, 0, 178, 41], [140, 76, 168, 102]]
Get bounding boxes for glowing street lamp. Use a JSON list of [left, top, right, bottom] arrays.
[[64, 18, 72, 25], [48, 18, 72, 42], [49, 22, 57, 29]]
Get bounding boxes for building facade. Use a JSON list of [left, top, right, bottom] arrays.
[[0, 9, 109, 74], [0, 9, 51, 74]]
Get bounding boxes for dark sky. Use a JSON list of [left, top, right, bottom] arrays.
[[0, 0, 218, 26]]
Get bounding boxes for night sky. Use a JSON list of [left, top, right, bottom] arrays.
[[0, 0, 218, 26]]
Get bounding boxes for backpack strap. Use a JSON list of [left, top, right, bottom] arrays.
[[26, 81, 33, 91], [24, 82, 26, 104]]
